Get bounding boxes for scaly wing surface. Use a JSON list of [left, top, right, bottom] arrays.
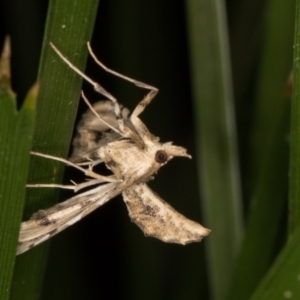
[[17, 182, 118, 255], [70, 100, 134, 163], [122, 183, 210, 244]]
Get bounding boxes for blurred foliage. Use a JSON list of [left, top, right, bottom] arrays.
[[186, 1, 243, 299], [0, 0, 298, 299]]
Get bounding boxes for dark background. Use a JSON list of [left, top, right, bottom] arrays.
[[0, 1, 275, 299]]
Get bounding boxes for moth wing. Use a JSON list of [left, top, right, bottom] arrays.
[[70, 100, 133, 163], [17, 182, 117, 255], [122, 183, 210, 244]]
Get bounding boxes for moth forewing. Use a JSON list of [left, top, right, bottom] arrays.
[[17, 43, 210, 255], [17, 182, 118, 255], [123, 184, 210, 244]]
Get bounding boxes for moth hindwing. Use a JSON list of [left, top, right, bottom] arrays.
[[17, 42, 210, 255]]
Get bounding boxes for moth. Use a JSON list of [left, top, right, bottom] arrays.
[[17, 42, 210, 255]]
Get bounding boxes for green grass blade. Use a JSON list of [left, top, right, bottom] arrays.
[[185, 0, 243, 299], [10, 1, 99, 299], [227, 0, 295, 298], [250, 225, 300, 300], [0, 43, 36, 300], [289, 0, 300, 235]]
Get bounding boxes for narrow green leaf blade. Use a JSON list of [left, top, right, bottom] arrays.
[[0, 58, 36, 300], [250, 226, 300, 300], [185, 0, 243, 299], [10, 1, 99, 299], [227, 0, 294, 298], [289, 0, 300, 235]]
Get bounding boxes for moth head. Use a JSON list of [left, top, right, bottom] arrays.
[[154, 142, 191, 165]]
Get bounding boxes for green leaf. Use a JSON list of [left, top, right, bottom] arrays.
[[250, 225, 300, 300], [289, 0, 300, 235], [0, 40, 36, 300], [227, 0, 295, 298], [10, 1, 99, 299], [248, 0, 300, 298], [185, 1, 243, 299]]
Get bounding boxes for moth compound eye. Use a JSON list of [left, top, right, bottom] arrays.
[[155, 150, 168, 164]]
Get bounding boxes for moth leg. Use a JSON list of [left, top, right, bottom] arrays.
[[87, 42, 158, 92], [87, 42, 159, 130], [49, 43, 115, 103], [87, 42, 160, 128], [71, 178, 114, 192], [126, 90, 159, 143], [26, 183, 76, 190], [131, 89, 158, 118], [76, 159, 103, 167], [81, 91, 145, 148], [80, 91, 124, 136], [27, 177, 115, 192], [31, 151, 121, 183], [50, 42, 125, 133]]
